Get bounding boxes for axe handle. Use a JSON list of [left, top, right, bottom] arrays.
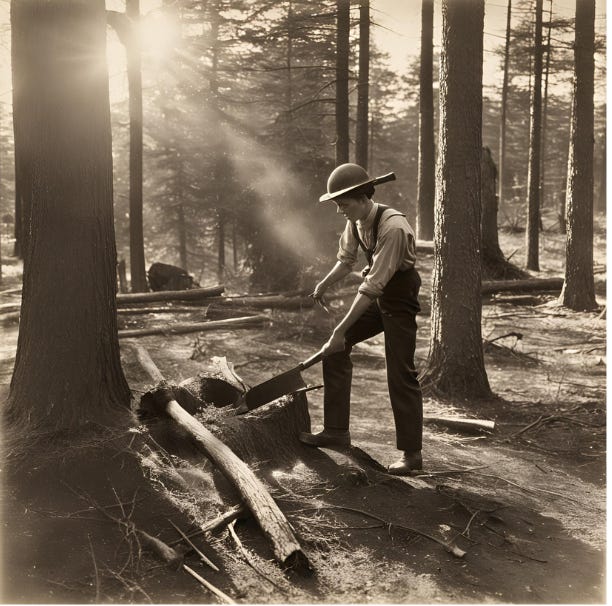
[[299, 351, 324, 371], [372, 172, 396, 186]]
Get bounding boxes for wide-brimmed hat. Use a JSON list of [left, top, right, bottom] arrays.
[[319, 163, 396, 203]]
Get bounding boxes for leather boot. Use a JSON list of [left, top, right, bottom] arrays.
[[387, 450, 423, 475], [299, 428, 351, 447]]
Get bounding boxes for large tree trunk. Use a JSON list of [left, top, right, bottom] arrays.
[[355, 0, 369, 169], [559, 0, 596, 311], [525, 0, 543, 271], [416, 0, 435, 240], [335, 0, 350, 164], [421, 0, 491, 399], [497, 0, 511, 211], [7, 0, 131, 436]]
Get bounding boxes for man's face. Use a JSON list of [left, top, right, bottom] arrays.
[[334, 195, 368, 222]]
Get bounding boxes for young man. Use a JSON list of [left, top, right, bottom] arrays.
[[299, 163, 423, 474]]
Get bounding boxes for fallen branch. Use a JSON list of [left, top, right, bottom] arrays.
[[227, 520, 286, 592], [117, 285, 224, 306], [481, 277, 564, 295], [169, 520, 219, 572], [309, 505, 465, 558], [118, 315, 268, 338], [118, 306, 210, 315], [424, 416, 495, 434], [183, 564, 235, 604], [169, 505, 248, 546], [134, 344, 310, 573]]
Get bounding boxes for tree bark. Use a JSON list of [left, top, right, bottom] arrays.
[[335, 0, 350, 164], [525, 0, 543, 270], [421, 0, 491, 399], [355, 0, 369, 169], [7, 0, 131, 435], [559, 0, 596, 310], [416, 0, 435, 240]]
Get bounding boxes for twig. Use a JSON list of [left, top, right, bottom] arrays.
[[472, 472, 580, 502], [304, 505, 466, 558], [87, 534, 100, 602], [183, 564, 236, 604], [169, 519, 219, 572], [227, 520, 286, 592], [413, 464, 489, 478], [169, 505, 248, 545]]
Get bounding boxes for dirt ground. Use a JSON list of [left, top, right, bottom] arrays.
[[0, 216, 606, 604]]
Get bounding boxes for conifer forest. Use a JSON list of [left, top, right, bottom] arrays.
[[0, 0, 607, 603]]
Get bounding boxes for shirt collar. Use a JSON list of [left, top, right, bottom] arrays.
[[357, 202, 377, 228]]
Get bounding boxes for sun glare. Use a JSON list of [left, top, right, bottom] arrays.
[[137, 10, 179, 61]]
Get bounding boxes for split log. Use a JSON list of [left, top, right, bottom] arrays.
[[133, 345, 311, 573], [118, 315, 268, 338], [424, 416, 495, 434], [481, 277, 563, 296], [207, 294, 315, 311], [117, 285, 224, 306]]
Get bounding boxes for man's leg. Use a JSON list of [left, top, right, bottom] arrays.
[[383, 311, 423, 459], [300, 301, 383, 446]]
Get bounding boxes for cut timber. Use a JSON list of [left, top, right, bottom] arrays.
[[118, 315, 268, 338], [133, 344, 310, 573], [424, 416, 495, 434], [481, 277, 563, 295], [117, 285, 224, 305]]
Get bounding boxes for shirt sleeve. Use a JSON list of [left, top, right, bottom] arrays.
[[358, 226, 410, 298], [337, 220, 359, 268]]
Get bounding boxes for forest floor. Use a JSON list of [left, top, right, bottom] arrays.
[[0, 213, 607, 604]]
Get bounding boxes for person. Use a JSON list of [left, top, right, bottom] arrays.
[[299, 163, 423, 475]]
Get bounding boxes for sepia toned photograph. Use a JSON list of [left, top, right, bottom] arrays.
[[0, 0, 606, 603]]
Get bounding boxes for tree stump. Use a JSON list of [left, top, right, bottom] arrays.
[[139, 373, 311, 466]]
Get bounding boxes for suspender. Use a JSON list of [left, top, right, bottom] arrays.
[[351, 204, 405, 267]]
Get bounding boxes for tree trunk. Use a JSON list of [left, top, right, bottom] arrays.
[[335, 0, 350, 165], [126, 0, 148, 292], [498, 0, 511, 210], [481, 147, 503, 264], [421, 0, 491, 399], [7, 0, 131, 436], [525, 0, 543, 271], [355, 0, 369, 169], [539, 0, 553, 230], [416, 0, 435, 240], [559, 0, 596, 311], [177, 202, 188, 271]]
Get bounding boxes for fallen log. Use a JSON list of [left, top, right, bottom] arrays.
[[481, 277, 563, 296], [424, 416, 495, 434], [416, 240, 434, 254], [207, 294, 315, 310], [117, 285, 224, 306], [118, 315, 268, 339], [0, 303, 21, 314], [118, 306, 210, 315], [133, 344, 311, 573]]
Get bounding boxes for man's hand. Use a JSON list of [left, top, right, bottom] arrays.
[[310, 281, 331, 313], [321, 329, 346, 356]]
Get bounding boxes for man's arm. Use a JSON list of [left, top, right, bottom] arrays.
[[313, 260, 352, 299]]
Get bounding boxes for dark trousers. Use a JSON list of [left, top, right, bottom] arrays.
[[323, 269, 423, 451]]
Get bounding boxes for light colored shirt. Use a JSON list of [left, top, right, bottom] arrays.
[[337, 202, 417, 299]]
